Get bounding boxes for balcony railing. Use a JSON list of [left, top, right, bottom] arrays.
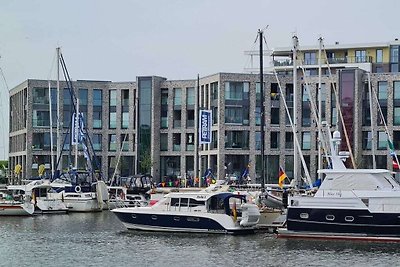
[[273, 56, 373, 67]]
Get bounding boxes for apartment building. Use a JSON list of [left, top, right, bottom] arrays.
[[8, 39, 400, 184]]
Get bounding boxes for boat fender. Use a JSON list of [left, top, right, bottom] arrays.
[[75, 185, 82, 193]]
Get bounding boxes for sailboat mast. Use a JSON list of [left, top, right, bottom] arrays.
[[367, 73, 376, 169], [259, 29, 265, 189], [74, 98, 79, 169], [56, 47, 61, 173], [48, 80, 54, 178], [292, 35, 299, 186], [194, 74, 200, 187], [318, 37, 323, 180]]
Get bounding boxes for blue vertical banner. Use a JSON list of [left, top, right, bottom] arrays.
[[71, 112, 78, 145], [199, 110, 212, 144]]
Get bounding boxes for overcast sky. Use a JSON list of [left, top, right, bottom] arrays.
[[0, 0, 399, 160]]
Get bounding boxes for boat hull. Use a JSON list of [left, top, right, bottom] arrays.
[[287, 207, 400, 237], [0, 203, 34, 216], [113, 210, 254, 235]]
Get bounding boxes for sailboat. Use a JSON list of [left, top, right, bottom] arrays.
[[49, 49, 109, 212]]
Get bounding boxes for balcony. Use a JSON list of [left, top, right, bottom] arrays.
[[273, 56, 373, 67]]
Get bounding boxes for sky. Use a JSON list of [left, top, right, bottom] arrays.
[[0, 0, 399, 160]]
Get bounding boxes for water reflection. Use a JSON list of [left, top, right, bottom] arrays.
[[1, 212, 400, 266]]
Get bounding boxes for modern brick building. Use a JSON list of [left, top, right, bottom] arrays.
[[8, 39, 400, 184]]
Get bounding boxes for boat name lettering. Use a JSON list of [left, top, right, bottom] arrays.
[[326, 191, 342, 197]]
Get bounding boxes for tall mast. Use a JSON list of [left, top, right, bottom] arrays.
[[367, 73, 376, 168], [292, 35, 299, 186], [259, 29, 265, 190], [317, 37, 323, 180], [74, 99, 79, 169], [48, 80, 54, 178], [194, 74, 200, 187], [56, 47, 61, 173]]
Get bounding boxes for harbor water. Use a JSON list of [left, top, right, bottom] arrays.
[[1, 211, 400, 267]]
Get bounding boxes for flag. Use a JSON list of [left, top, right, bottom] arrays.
[[232, 201, 237, 222], [388, 140, 395, 153], [278, 166, 287, 188], [393, 155, 399, 170]]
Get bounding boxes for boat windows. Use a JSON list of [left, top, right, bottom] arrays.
[[171, 198, 180, 207], [345, 216, 354, 222], [180, 198, 189, 207], [361, 198, 369, 207], [174, 216, 180, 221], [326, 215, 335, 221], [189, 199, 205, 207], [187, 217, 200, 222], [300, 213, 309, 219]]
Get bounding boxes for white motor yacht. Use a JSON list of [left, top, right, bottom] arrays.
[[112, 191, 260, 234]]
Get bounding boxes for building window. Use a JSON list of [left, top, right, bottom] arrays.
[[271, 132, 279, 149], [121, 134, 129, 151], [362, 131, 372, 150], [174, 88, 182, 107], [109, 90, 117, 106], [302, 85, 311, 127], [225, 82, 249, 100], [122, 112, 129, 129], [186, 110, 194, 128], [378, 81, 388, 100], [109, 112, 117, 129], [92, 110, 102, 129], [255, 132, 261, 150], [378, 131, 387, 150], [186, 87, 195, 106], [225, 131, 249, 149], [302, 132, 311, 150], [211, 82, 218, 100], [271, 108, 280, 125], [355, 50, 366, 63], [173, 110, 181, 128], [210, 131, 218, 150], [394, 108, 400, 125], [173, 133, 181, 151], [93, 89, 102, 106], [225, 107, 249, 125], [108, 134, 117, 151], [285, 132, 294, 149], [160, 133, 168, 151], [92, 134, 102, 151], [395, 81, 400, 100], [376, 49, 383, 63], [186, 133, 194, 151], [304, 52, 316, 65]]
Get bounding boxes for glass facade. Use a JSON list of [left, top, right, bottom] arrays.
[[138, 77, 152, 174], [109, 90, 117, 129]]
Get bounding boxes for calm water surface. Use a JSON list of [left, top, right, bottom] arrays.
[[1, 211, 400, 267]]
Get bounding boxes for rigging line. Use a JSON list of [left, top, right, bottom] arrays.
[[299, 65, 331, 166], [322, 43, 356, 168], [0, 65, 9, 159], [47, 50, 57, 81], [369, 73, 400, 169], [110, 133, 128, 186], [272, 69, 313, 188]]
